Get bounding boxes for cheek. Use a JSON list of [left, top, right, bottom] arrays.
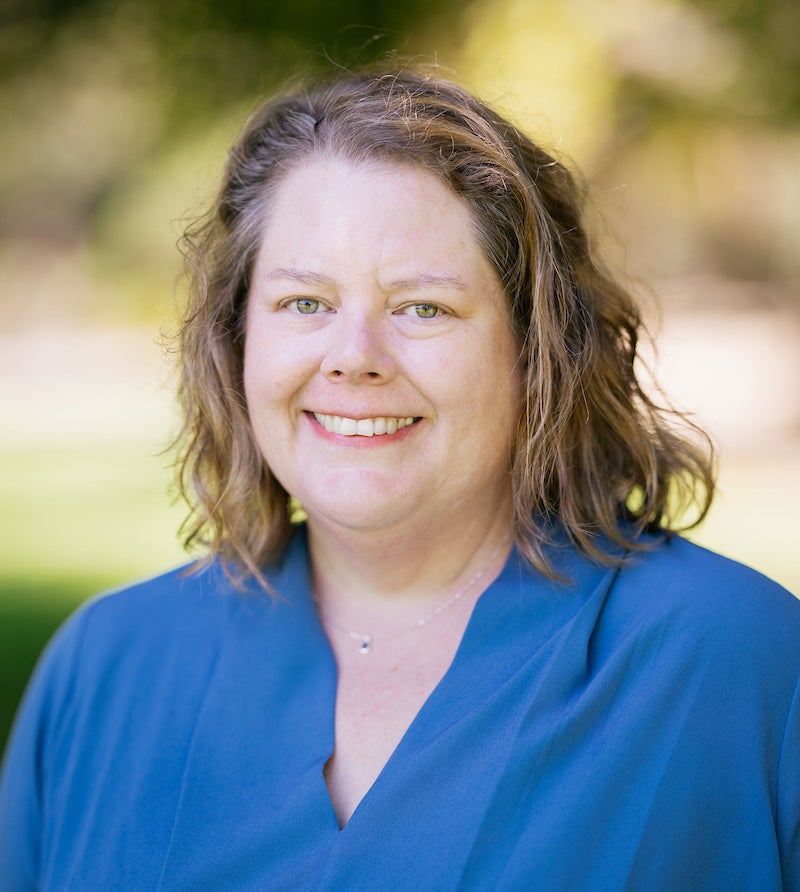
[[243, 329, 304, 408], [242, 344, 270, 411], [436, 365, 515, 456], [472, 363, 523, 451]]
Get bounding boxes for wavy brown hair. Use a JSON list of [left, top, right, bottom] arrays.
[[174, 65, 715, 584]]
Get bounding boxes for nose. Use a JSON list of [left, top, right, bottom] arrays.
[[320, 312, 396, 383]]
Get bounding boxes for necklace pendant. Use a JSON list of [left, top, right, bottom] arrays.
[[359, 635, 372, 655]]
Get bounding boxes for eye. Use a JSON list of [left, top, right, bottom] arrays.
[[401, 303, 443, 319], [286, 297, 322, 314]]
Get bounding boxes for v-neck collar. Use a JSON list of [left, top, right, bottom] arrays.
[[334, 539, 617, 823], [157, 529, 617, 889]]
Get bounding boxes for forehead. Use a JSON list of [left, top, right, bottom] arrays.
[[266, 156, 469, 227], [254, 157, 491, 282]]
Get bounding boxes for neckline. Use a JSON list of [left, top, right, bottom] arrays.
[[314, 542, 524, 830], [157, 529, 618, 883]]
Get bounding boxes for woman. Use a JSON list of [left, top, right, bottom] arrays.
[[1, 67, 798, 890]]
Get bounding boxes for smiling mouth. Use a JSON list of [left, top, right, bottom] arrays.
[[312, 412, 417, 437]]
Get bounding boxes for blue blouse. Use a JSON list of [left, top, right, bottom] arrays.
[[1, 530, 799, 890]]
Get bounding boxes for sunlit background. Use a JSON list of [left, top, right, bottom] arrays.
[[1, 0, 798, 744]]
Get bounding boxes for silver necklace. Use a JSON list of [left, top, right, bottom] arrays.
[[316, 542, 507, 655]]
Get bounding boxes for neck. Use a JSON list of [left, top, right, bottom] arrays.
[[307, 495, 515, 618]]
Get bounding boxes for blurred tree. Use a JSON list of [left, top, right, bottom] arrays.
[[1, 0, 466, 118], [1, 0, 798, 328], [455, 0, 800, 295], [0, 0, 469, 325], [695, 0, 800, 120]]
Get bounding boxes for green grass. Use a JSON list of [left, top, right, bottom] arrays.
[[0, 443, 186, 586], [0, 577, 97, 747], [0, 441, 187, 750]]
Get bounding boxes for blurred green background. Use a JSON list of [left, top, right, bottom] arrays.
[[2, 0, 799, 748]]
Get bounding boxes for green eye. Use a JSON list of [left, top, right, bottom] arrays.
[[293, 298, 320, 314], [410, 303, 439, 318]]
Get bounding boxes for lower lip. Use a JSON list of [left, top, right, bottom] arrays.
[[304, 412, 421, 446]]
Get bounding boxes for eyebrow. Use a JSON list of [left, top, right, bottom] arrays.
[[386, 273, 468, 292], [263, 267, 468, 293], [263, 268, 336, 288]]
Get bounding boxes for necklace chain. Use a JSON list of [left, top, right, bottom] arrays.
[[316, 541, 507, 655]]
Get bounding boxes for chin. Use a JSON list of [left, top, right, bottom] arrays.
[[306, 499, 414, 533], [300, 487, 423, 536]]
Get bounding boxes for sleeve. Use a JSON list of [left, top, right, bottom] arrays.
[[0, 606, 88, 890], [778, 673, 800, 892]]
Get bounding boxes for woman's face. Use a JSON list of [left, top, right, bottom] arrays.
[[244, 158, 522, 539]]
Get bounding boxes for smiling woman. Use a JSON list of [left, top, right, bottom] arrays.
[[1, 66, 799, 890], [243, 159, 521, 553]]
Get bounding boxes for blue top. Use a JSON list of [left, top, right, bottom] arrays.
[[1, 530, 799, 891]]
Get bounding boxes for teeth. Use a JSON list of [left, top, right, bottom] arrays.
[[313, 413, 415, 437]]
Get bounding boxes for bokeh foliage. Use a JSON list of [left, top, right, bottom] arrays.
[[2, 0, 799, 329]]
